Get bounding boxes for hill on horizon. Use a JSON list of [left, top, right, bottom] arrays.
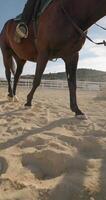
[[21, 68, 106, 82]]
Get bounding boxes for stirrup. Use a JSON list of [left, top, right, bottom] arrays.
[[16, 22, 28, 38], [14, 22, 28, 43]]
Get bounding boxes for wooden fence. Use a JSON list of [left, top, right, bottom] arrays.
[[0, 79, 106, 91]]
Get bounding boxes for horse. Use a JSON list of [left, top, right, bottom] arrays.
[[0, 0, 106, 119]]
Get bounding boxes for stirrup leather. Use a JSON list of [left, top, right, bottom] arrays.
[[16, 22, 28, 39]]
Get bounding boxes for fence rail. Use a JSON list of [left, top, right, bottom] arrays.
[[0, 79, 106, 91]]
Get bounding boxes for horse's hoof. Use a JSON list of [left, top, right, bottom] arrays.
[[24, 102, 32, 107], [13, 95, 19, 102], [76, 114, 88, 120], [7, 96, 13, 102]]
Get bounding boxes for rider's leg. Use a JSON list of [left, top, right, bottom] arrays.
[[15, 0, 41, 40], [21, 0, 36, 24]]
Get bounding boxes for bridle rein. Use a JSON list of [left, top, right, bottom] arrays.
[[61, 3, 106, 46]]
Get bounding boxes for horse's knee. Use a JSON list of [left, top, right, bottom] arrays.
[[33, 78, 41, 88]]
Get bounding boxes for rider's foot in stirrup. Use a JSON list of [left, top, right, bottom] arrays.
[[14, 22, 28, 43]]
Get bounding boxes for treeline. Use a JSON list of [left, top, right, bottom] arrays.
[[21, 69, 106, 82], [77, 69, 106, 82]]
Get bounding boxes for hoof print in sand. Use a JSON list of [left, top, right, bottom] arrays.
[[0, 157, 8, 175], [22, 149, 75, 180]]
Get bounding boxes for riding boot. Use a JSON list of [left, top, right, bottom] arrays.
[[21, 0, 36, 24], [32, 0, 41, 38]]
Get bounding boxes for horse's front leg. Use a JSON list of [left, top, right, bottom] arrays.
[[25, 52, 48, 106], [64, 53, 87, 119]]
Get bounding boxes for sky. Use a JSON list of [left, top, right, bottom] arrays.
[[0, 0, 106, 78]]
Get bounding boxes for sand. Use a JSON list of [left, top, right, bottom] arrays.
[[0, 86, 106, 200]]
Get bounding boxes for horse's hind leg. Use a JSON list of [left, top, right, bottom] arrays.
[[6, 70, 13, 99], [13, 58, 25, 101], [64, 53, 87, 119], [25, 52, 48, 106], [2, 48, 14, 100]]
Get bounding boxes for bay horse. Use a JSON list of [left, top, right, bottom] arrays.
[[0, 0, 106, 119]]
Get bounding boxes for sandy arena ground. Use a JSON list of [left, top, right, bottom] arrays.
[[0, 86, 106, 200]]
